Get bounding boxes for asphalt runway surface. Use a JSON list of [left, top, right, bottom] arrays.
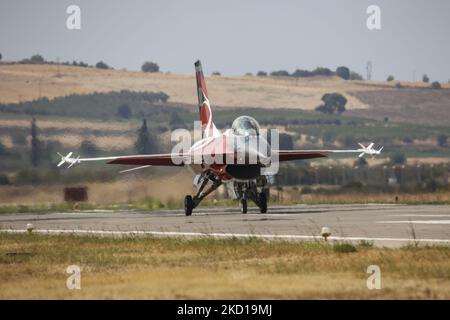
[[1, 204, 449, 247]]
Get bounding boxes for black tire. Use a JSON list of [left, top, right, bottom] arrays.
[[184, 195, 194, 216], [239, 198, 247, 214], [258, 192, 267, 213]]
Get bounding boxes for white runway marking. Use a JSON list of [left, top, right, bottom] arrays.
[[378, 220, 450, 225], [388, 214, 450, 218], [2, 229, 450, 244]]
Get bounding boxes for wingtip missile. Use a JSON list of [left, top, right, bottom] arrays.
[[56, 152, 78, 168]]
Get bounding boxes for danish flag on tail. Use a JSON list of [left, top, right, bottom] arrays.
[[195, 60, 220, 138]]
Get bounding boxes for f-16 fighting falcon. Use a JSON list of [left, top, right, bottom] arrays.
[[57, 60, 382, 216]]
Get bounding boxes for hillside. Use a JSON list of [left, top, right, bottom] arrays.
[[0, 64, 371, 109], [1, 64, 449, 125]]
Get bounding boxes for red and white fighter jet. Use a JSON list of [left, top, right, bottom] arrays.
[[57, 60, 382, 215]]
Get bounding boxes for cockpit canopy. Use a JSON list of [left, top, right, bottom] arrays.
[[231, 116, 260, 136]]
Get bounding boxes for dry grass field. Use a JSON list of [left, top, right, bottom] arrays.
[[0, 233, 448, 299], [0, 169, 194, 206], [2, 64, 449, 125], [3, 63, 447, 110]]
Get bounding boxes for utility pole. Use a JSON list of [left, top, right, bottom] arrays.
[[366, 61, 372, 81]]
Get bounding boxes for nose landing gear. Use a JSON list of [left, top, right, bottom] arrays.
[[234, 181, 268, 214]]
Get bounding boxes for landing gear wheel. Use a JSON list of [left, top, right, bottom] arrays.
[[184, 195, 194, 216], [239, 198, 248, 214], [258, 192, 267, 213]]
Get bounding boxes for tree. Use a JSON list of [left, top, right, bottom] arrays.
[[135, 119, 158, 154], [116, 104, 132, 119], [336, 66, 350, 80], [387, 75, 394, 81], [95, 61, 110, 69], [30, 54, 45, 64], [354, 157, 368, 167], [340, 135, 357, 148], [80, 140, 99, 156], [322, 131, 334, 145], [349, 71, 363, 80], [422, 74, 429, 83], [270, 70, 290, 77], [431, 81, 441, 89], [256, 71, 267, 77], [30, 117, 39, 167], [0, 174, 10, 185], [279, 133, 294, 150], [437, 134, 447, 147], [141, 61, 159, 73], [212, 71, 221, 76], [169, 112, 185, 129], [291, 69, 311, 77], [0, 53, 2, 61], [390, 152, 406, 165], [0, 141, 7, 156], [315, 93, 347, 115]]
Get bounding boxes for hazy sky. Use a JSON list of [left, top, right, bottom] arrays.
[[1, 0, 449, 81]]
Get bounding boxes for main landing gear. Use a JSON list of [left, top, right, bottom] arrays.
[[234, 180, 267, 214], [184, 173, 268, 216], [184, 171, 222, 216]]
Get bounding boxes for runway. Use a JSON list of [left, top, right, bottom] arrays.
[[1, 204, 449, 247]]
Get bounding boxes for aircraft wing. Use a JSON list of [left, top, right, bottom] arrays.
[[57, 152, 185, 168], [274, 143, 383, 162]]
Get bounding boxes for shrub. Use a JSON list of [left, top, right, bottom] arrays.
[[256, 71, 267, 77], [19, 54, 45, 64], [431, 81, 441, 89], [270, 70, 290, 77], [116, 104, 132, 119], [333, 243, 357, 253], [95, 61, 110, 69]]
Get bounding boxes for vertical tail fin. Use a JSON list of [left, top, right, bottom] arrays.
[[195, 60, 219, 138]]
